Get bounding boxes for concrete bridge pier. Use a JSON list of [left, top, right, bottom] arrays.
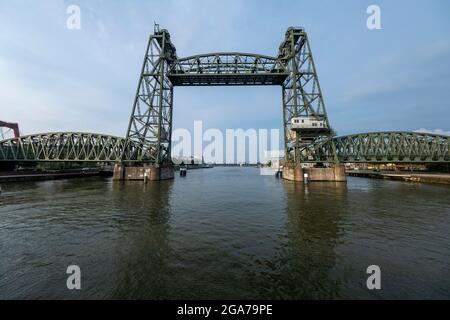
[[113, 163, 174, 181], [282, 163, 346, 182]]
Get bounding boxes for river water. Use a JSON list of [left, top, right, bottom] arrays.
[[0, 167, 449, 299]]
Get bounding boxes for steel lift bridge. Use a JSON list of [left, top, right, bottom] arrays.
[[1, 26, 449, 181]]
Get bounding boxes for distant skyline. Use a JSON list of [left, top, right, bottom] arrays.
[[1, 0, 449, 142]]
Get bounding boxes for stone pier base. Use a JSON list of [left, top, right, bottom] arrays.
[[283, 163, 346, 182], [113, 164, 174, 181], [282, 164, 304, 182]]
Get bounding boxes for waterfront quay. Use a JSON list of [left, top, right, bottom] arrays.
[[347, 170, 450, 185]]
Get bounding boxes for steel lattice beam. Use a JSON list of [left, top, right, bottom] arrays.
[[305, 132, 450, 163], [3, 28, 446, 167], [279, 27, 338, 164], [169, 53, 288, 86], [0, 132, 141, 162], [123, 26, 338, 166], [1, 131, 448, 163], [123, 28, 175, 165]]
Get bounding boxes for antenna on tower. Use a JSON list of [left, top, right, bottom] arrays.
[[154, 22, 160, 33]]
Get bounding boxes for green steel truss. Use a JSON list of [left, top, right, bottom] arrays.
[[124, 27, 176, 165], [1, 131, 448, 163], [305, 132, 450, 163], [0, 132, 140, 162], [2, 28, 447, 165], [125, 26, 337, 164], [169, 53, 288, 86], [279, 27, 337, 163]]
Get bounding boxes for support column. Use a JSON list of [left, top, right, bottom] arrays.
[[113, 163, 174, 181], [282, 162, 304, 182], [282, 162, 346, 182], [304, 164, 346, 182]]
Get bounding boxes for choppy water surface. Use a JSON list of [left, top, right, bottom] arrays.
[[0, 167, 449, 299]]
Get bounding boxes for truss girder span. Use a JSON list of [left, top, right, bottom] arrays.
[[169, 53, 288, 86], [124, 26, 338, 165], [307, 132, 450, 163], [1, 131, 448, 163], [0, 132, 141, 162]]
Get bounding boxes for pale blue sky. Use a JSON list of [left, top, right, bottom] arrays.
[[1, 0, 449, 140]]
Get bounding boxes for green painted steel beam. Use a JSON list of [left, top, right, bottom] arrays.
[[304, 132, 450, 163], [0, 132, 143, 162], [1, 131, 448, 163], [2, 28, 446, 166]]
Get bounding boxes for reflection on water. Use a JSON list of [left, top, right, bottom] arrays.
[[268, 182, 348, 299], [0, 168, 449, 299], [109, 181, 174, 299]]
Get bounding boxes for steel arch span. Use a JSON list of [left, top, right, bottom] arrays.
[[0, 132, 145, 162], [305, 132, 450, 163], [1, 131, 449, 163]]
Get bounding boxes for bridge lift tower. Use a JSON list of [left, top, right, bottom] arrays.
[[114, 26, 345, 182]]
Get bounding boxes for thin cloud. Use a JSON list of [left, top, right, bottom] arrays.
[[414, 128, 450, 136], [0, 0, 449, 143]]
